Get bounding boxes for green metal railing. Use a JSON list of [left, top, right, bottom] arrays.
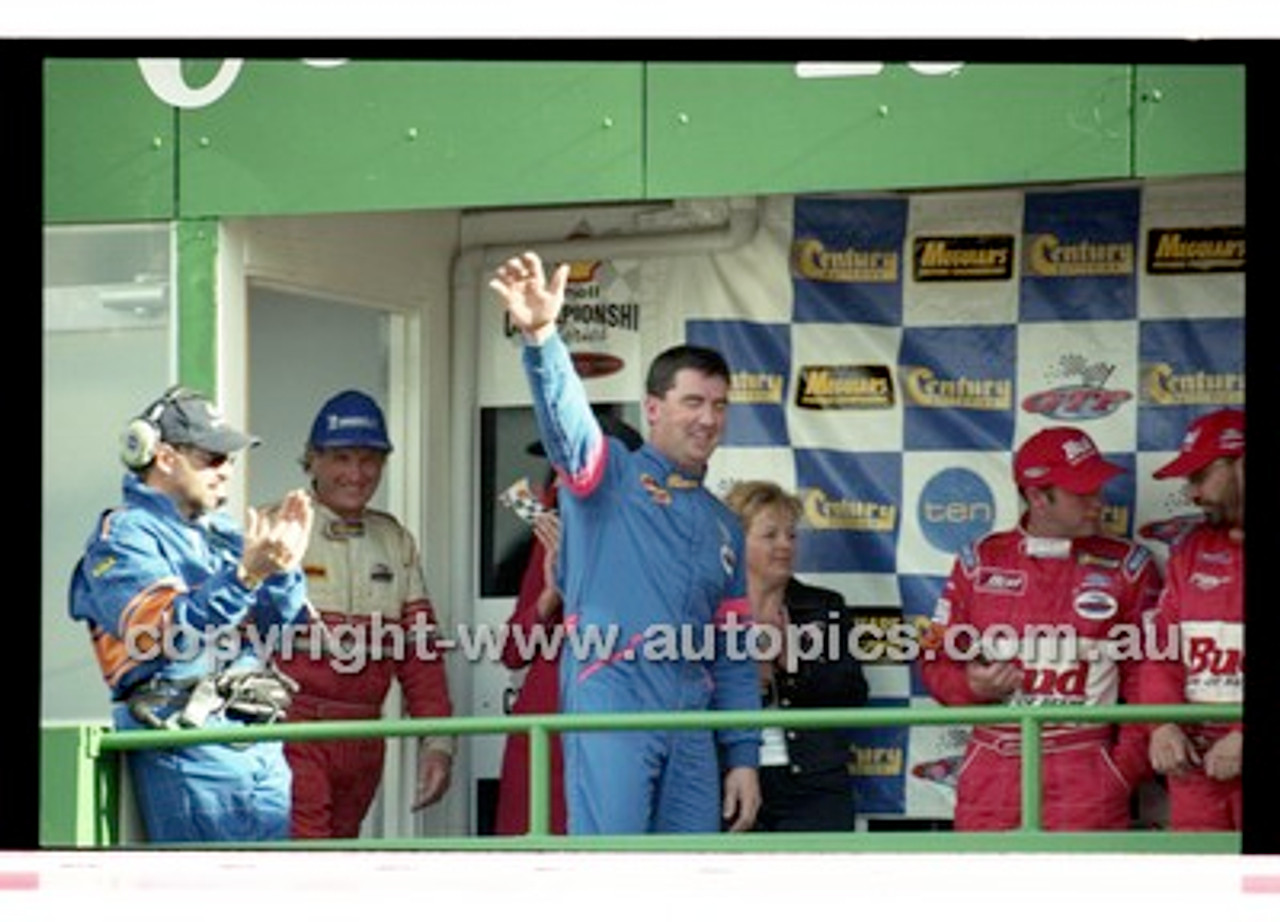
[[41, 703, 1241, 852]]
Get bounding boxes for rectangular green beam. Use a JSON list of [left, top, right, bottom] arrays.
[[176, 218, 218, 393]]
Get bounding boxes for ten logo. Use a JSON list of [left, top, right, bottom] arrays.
[[918, 468, 996, 554]]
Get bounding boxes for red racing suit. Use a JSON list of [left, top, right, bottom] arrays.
[[1139, 525, 1243, 830], [275, 499, 453, 838], [494, 522, 568, 836], [920, 523, 1162, 831]]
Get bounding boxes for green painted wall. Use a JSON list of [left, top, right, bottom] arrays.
[[43, 59, 1245, 225], [176, 60, 645, 217], [1134, 65, 1246, 175], [645, 63, 1139, 197], [44, 59, 178, 222]]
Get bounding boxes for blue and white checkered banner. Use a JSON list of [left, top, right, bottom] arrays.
[[688, 176, 1244, 819]]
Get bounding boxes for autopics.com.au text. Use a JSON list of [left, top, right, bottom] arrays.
[[120, 613, 1186, 674]]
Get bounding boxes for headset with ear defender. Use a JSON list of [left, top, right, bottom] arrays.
[[119, 385, 196, 469]]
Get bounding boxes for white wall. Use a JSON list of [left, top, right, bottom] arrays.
[[42, 224, 174, 724]]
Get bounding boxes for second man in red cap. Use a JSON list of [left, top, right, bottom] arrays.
[[920, 426, 1163, 830]]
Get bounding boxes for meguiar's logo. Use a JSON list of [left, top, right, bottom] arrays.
[[1146, 227, 1245, 274], [913, 235, 1014, 281], [796, 365, 894, 409]]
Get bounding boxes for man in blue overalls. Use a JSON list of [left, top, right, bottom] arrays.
[[491, 252, 761, 834], [69, 386, 314, 842]]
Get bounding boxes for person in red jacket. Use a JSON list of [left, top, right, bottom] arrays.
[[1141, 408, 1244, 830], [493, 412, 642, 836], [920, 426, 1162, 830]]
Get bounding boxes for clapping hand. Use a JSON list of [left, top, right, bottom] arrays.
[[241, 489, 314, 586]]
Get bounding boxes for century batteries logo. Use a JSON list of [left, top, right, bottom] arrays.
[[901, 366, 1013, 410], [796, 365, 895, 409], [801, 487, 898, 532], [791, 238, 900, 283], [912, 234, 1015, 282], [730, 370, 786, 405], [1023, 353, 1132, 421], [1140, 364, 1245, 407], [1146, 226, 1245, 274], [1024, 233, 1134, 277], [1100, 505, 1130, 540]]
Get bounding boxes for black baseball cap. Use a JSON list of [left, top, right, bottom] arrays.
[[156, 389, 259, 455]]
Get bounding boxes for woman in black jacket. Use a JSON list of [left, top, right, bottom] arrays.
[[724, 480, 870, 832]]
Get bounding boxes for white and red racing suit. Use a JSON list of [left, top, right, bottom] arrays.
[[1139, 525, 1243, 830], [275, 499, 454, 838], [920, 522, 1162, 831]]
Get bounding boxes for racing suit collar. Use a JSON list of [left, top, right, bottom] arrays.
[[311, 491, 367, 538], [1016, 516, 1073, 558], [123, 470, 206, 526], [639, 442, 707, 488]]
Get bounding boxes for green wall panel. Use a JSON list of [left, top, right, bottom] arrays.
[[40, 725, 119, 846], [177, 60, 644, 217], [176, 219, 219, 394], [43, 60, 176, 223], [1133, 65, 1244, 176], [646, 64, 1134, 198], [42, 60, 1245, 224]]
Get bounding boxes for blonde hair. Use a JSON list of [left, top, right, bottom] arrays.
[[723, 479, 802, 532]]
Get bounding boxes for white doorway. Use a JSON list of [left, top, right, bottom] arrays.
[[231, 208, 463, 838]]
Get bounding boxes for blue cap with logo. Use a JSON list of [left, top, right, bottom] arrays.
[[308, 389, 392, 452]]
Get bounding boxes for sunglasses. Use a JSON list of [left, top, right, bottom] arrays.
[[176, 445, 231, 469]]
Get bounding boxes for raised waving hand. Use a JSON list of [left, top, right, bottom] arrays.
[[489, 251, 570, 343]]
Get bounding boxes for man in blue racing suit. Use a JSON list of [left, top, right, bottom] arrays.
[[68, 386, 315, 842], [491, 251, 761, 835]]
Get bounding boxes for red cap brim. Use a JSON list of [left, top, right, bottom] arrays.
[[1153, 448, 1239, 480], [1037, 456, 1126, 494]]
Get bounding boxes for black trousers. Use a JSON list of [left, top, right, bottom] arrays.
[[754, 765, 856, 832]]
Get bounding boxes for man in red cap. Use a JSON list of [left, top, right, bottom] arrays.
[[1141, 408, 1244, 830], [920, 426, 1162, 830]]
